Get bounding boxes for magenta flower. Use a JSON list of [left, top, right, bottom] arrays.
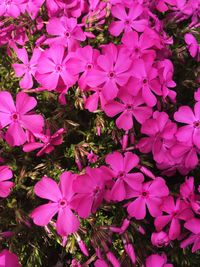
[[31, 172, 80, 236], [181, 218, 200, 252], [109, 3, 147, 36], [151, 231, 170, 247], [85, 87, 107, 112], [46, 16, 86, 49], [145, 253, 173, 267], [12, 48, 41, 89], [104, 91, 152, 130], [0, 249, 21, 267], [0, 91, 44, 146], [127, 177, 169, 219], [174, 102, 200, 149], [71, 167, 107, 218], [129, 58, 161, 107], [155, 196, 193, 240], [105, 151, 144, 201], [23, 128, 64, 156], [0, 0, 24, 18], [85, 44, 132, 100], [122, 30, 155, 60], [35, 45, 78, 90], [137, 111, 177, 164], [184, 33, 200, 61], [156, 0, 176, 12], [0, 165, 13, 198]]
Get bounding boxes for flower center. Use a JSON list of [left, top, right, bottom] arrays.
[[118, 171, 125, 179], [126, 104, 133, 111], [87, 63, 93, 70], [11, 112, 19, 121], [93, 186, 100, 195], [108, 71, 115, 78], [143, 78, 148, 84], [142, 191, 148, 197], [64, 31, 70, 38], [59, 199, 67, 207], [55, 64, 62, 72], [193, 121, 200, 128], [125, 20, 130, 25]]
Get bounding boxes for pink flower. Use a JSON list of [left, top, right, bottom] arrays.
[[174, 102, 200, 149], [87, 151, 98, 163], [104, 91, 152, 130], [84, 87, 107, 112], [137, 111, 177, 164], [46, 16, 85, 49], [35, 45, 78, 90], [0, 165, 13, 198], [181, 218, 200, 252], [151, 231, 170, 247], [105, 151, 144, 201], [121, 30, 155, 60], [155, 196, 193, 240], [184, 33, 200, 61], [129, 58, 161, 107], [71, 167, 108, 218], [0, 0, 24, 18], [31, 172, 80, 236], [145, 253, 173, 267], [12, 47, 41, 89], [0, 249, 21, 267], [23, 128, 64, 156], [0, 91, 44, 146], [156, 0, 176, 12], [109, 3, 147, 36], [127, 177, 169, 219], [85, 44, 132, 100]]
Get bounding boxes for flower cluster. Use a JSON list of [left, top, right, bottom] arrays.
[[0, 0, 200, 266]]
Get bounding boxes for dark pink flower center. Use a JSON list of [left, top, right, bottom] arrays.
[[143, 78, 148, 84], [108, 71, 115, 78], [193, 120, 200, 128], [125, 20, 130, 25], [64, 31, 70, 38], [59, 199, 68, 207], [11, 112, 19, 121], [142, 191, 148, 197], [126, 104, 133, 111], [118, 171, 125, 179], [134, 47, 140, 53], [55, 64, 63, 72], [87, 63, 93, 70]]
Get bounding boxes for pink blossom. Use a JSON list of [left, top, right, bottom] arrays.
[[71, 167, 108, 218], [109, 3, 147, 36], [155, 196, 193, 240], [87, 151, 98, 163], [151, 231, 170, 247], [121, 30, 155, 60], [174, 102, 200, 149], [129, 58, 161, 107], [145, 253, 173, 267], [35, 45, 78, 90], [184, 33, 200, 61], [137, 111, 177, 164], [0, 91, 44, 146], [23, 128, 64, 156], [156, 0, 176, 12], [31, 172, 80, 236], [0, 249, 21, 267], [127, 177, 169, 219], [181, 218, 200, 252], [0, 0, 24, 18], [12, 47, 41, 89], [85, 44, 132, 100], [105, 151, 144, 201], [0, 165, 13, 198], [84, 87, 107, 112], [104, 91, 152, 130], [46, 16, 86, 49]]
